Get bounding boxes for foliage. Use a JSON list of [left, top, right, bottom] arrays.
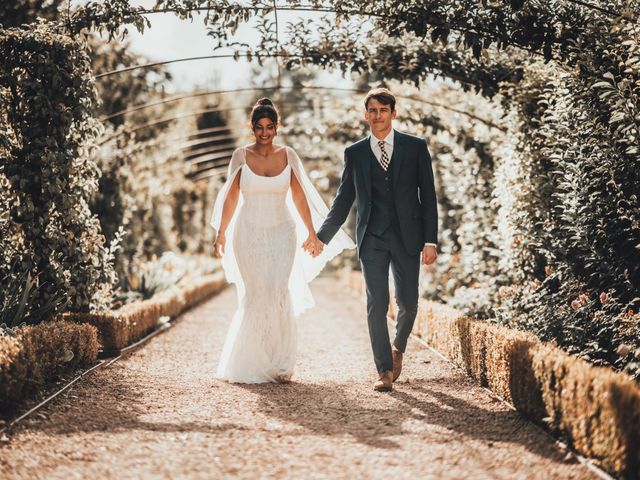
[[124, 260, 182, 301], [0, 0, 68, 29], [0, 261, 69, 330], [494, 62, 640, 373], [9, 0, 639, 382], [0, 25, 116, 313], [113, 252, 217, 305]]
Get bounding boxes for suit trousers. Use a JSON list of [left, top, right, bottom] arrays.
[[359, 227, 420, 373]]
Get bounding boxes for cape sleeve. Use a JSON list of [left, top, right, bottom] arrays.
[[210, 147, 245, 286], [285, 146, 356, 303], [210, 145, 355, 317]]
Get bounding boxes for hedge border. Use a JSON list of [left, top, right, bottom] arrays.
[[0, 272, 227, 413], [62, 272, 227, 354], [0, 320, 99, 412], [342, 270, 640, 479]]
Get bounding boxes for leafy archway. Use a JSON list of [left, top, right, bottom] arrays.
[[1, 1, 639, 380]]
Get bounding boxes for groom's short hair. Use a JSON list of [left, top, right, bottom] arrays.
[[364, 88, 396, 111]]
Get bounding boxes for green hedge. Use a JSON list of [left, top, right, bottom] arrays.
[[0, 24, 116, 315], [0, 320, 99, 412]]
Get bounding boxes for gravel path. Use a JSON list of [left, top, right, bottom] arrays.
[[0, 277, 597, 479]]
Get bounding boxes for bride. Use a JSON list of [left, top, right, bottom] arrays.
[[210, 98, 354, 384]]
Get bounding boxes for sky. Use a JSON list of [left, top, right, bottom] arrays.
[[88, 1, 355, 93]]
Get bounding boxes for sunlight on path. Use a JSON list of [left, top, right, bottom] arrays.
[[0, 277, 596, 479]]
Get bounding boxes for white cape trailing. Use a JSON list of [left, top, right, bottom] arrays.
[[210, 146, 355, 315]]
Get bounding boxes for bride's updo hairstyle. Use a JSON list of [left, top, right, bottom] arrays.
[[250, 97, 279, 127]]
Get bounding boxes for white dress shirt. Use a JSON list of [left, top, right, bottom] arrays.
[[370, 128, 395, 163], [370, 129, 436, 249]]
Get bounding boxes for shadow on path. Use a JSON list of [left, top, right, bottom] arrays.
[[239, 376, 575, 465], [9, 369, 571, 468]]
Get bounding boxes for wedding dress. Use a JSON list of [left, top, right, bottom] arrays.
[[210, 146, 355, 383]]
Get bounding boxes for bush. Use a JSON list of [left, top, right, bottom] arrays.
[[0, 319, 99, 412], [0, 24, 116, 314]]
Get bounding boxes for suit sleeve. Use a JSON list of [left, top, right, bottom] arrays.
[[317, 149, 356, 245], [418, 139, 438, 244]]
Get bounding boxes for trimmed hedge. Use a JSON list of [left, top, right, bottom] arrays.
[[0, 272, 227, 413], [63, 272, 227, 352], [343, 269, 640, 479], [414, 302, 640, 478], [0, 320, 99, 412]]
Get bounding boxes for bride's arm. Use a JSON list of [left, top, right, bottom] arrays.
[[214, 171, 241, 257], [290, 173, 321, 254]]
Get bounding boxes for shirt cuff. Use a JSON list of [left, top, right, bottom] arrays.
[[424, 243, 437, 248]]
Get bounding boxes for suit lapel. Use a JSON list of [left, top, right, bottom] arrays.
[[391, 130, 403, 191], [361, 137, 372, 199]]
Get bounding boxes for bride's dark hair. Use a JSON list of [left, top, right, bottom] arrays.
[[250, 97, 279, 126]]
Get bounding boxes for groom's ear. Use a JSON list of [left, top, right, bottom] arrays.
[[391, 109, 397, 119]]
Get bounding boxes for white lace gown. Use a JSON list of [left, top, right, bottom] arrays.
[[211, 146, 354, 383], [216, 161, 297, 382]]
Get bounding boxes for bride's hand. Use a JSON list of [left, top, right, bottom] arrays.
[[214, 232, 226, 258], [302, 232, 319, 256]]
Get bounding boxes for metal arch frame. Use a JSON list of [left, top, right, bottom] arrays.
[[95, 53, 303, 79], [97, 90, 508, 181], [94, 51, 501, 99], [86, 0, 624, 81], [110, 128, 234, 154], [99, 85, 507, 133], [98, 102, 316, 183], [134, 2, 618, 20], [184, 141, 236, 158], [98, 106, 241, 145]]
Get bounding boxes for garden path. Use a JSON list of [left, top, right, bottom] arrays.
[[0, 278, 598, 479]]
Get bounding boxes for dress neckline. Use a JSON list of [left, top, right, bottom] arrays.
[[242, 146, 290, 178]]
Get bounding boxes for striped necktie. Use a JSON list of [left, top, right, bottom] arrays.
[[377, 140, 390, 171]]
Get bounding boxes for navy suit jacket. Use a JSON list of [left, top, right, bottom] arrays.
[[318, 130, 438, 256]]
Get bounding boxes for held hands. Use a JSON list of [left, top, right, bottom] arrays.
[[302, 232, 324, 257], [422, 245, 437, 266], [216, 231, 324, 258], [213, 232, 226, 258]]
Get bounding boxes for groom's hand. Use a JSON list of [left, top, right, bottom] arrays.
[[303, 233, 322, 257], [302, 237, 314, 255], [422, 245, 437, 265]]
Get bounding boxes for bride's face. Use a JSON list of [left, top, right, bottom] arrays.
[[252, 117, 277, 145]]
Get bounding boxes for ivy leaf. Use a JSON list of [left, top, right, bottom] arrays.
[[472, 42, 482, 59]]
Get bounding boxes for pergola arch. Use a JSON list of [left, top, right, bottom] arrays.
[[77, 0, 632, 151], [96, 79, 507, 182], [1, 3, 638, 444], [73, 0, 639, 287]]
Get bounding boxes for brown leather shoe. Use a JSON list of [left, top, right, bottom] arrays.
[[373, 370, 393, 392], [392, 346, 403, 382]]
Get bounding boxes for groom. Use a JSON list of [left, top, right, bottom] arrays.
[[314, 88, 438, 392]]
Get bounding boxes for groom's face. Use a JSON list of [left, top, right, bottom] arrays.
[[365, 98, 396, 138]]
